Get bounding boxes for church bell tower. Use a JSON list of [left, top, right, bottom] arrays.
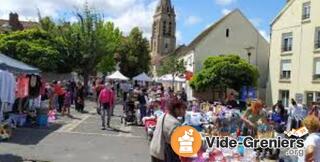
[[151, 0, 176, 66]]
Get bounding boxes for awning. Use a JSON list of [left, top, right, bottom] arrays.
[[133, 73, 152, 82], [106, 71, 129, 81], [0, 53, 40, 74]]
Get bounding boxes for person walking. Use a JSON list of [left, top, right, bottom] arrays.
[[111, 86, 116, 116], [54, 81, 65, 113], [75, 82, 85, 113], [62, 87, 72, 116], [150, 98, 187, 162], [99, 83, 113, 130], [139, 88, 148, 124]]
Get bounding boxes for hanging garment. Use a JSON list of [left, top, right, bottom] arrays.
[[16, 75, 29, 98], [0, 70, 16, 104], [28, 74, 42, 98], [0, 102, 3, 122]]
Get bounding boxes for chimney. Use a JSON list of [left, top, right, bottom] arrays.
[[9, 12, 23, 31], [9, 13, 19, 25]]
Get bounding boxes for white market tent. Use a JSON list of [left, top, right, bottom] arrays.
[[157, 74, 186, 83], [106, 71, 129, 80], [133, 72, 152, 82], [0, 53, 40, 74]]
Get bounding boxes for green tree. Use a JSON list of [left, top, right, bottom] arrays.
[[190, 55, 259, 99], [0, 29, 70, 72], [96, 22, 122, 74], [60, 4, 122, 88], [157, 55, 186, 89], [118, 27, 150, 78]]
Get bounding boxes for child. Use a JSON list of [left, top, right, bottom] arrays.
[[62, 88, 72, 116]]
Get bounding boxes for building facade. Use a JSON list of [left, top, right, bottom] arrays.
[[269, 0, 320, 107], [150, 0, 176, 76], [178, 9, 270, 101]]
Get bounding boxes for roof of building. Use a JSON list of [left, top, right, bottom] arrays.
[[0, 19, 38, 29], [271, 0, 296, 25], [187, 9, 237, 50]]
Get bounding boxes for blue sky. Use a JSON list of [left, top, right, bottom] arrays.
[[172, 0, 286, 44], [0, 0, 287, 44]]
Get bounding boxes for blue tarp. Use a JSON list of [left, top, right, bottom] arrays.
[[0, 53, 40, 74]]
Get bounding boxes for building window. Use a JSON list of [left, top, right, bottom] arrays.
[[280, 60, 291, 79], [163, 21, 166, 35], [279, 90, 290, 107], [165, 43, 168, 49], [169, 22, 172, 35], [313, 58, 320, 80], [226, 28, 229, 37], [282, 32, 293, 52], [306, 92, 320, 107], [302, 2, 311, 20], [315, 27, 320, 49]]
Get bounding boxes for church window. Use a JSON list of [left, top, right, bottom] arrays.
[[163, 21, 167, 35], [169, 22, 172, 35], [226, 28, 230, 37]]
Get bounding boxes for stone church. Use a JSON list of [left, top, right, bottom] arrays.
[[150, 0, 177, 76]]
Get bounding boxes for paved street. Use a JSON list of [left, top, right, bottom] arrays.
[[0, 101, 149, 162]]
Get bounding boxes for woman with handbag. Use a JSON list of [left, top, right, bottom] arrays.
[[150, 98, 187, 162]]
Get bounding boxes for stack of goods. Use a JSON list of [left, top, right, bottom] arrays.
[[142, 108, 164, 141], [0, 122, 12, 141], [213, 107, 242, 135], [257, 124, 274, 139]]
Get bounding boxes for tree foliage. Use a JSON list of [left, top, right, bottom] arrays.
[[157, 55, 185, 77], [0, 2, 150, 82], [0, 28, 70, 72], [190, 55, 259, 91], [118, 27, 150, 78]]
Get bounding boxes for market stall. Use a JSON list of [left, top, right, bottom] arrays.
[[106, 71, 129, 81], [156, 74, 186, 91], [0, 53, 46, 141], [133, 73, 152, 82]]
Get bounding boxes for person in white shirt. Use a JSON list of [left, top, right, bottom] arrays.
[[300, 115, 320, 162]]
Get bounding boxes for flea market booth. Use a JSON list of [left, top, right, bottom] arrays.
[[0, 53, 47, 141]]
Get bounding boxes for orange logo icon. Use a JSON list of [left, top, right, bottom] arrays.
[[170, 126, 202, 157]]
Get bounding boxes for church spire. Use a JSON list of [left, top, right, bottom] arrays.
[[156, 0, 174, 13], [160, 0, 171, 7]]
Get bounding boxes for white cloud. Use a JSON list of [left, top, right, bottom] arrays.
[[0, 0, 158, 39], [184, 16, 202, 26], [259, 30, 270, 42], [215, 0, 236, 6], [221, 9, 231, 15]]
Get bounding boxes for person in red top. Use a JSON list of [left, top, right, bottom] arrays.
[[98, 83, 113, 129], [54, 81, 65, 113]]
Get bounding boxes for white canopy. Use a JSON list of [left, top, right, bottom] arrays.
[[157, 74, 186, 83], [106, 71, 129, 80], [133, 72, 152, 82]]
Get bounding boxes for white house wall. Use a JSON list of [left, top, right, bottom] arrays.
[[269, 0, 320, 106], [193, 10, 270, 101]]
